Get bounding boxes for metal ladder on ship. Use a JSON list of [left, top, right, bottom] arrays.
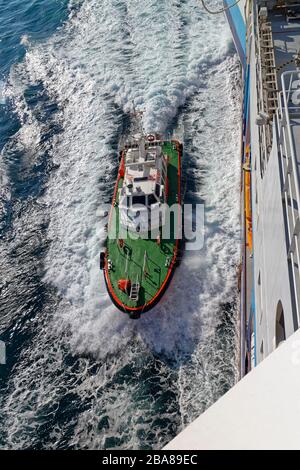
[[256, 9, 279, 173], [257, 6, 278, 115], [259, 21, 278, 115], [130, 276, 140, 301]]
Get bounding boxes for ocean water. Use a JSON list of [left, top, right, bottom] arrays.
[[0, 0, 241, 449]]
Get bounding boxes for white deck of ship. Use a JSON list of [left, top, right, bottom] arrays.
[[271, 6, 300, 330], [165, 327, 300, 449]]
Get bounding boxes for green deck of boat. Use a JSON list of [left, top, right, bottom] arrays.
[[106, 141, 180, 310]]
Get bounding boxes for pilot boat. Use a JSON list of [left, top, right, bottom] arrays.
[[100, 133, 182, 318]]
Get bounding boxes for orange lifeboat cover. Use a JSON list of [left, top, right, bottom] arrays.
[[118, 279, 131, 293]]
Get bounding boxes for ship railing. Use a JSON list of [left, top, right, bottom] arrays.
[[276, 70, 300, 325]]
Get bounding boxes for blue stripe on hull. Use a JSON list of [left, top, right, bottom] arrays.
[[224, 0, 246, 70]]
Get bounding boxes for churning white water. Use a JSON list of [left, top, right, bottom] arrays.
[[1, 0, 240, 449]]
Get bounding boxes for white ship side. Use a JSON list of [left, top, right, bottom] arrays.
[[224, 0, 300, 372]]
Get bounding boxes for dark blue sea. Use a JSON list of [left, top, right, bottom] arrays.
[[0, 0, 240, 449]]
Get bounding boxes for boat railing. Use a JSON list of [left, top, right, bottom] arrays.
[[276, 70, 300, 326]]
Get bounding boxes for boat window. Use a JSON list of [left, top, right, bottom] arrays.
[[134, 176, 148, 182], [146, 152, 155, 161], [155, 184, 160, 198], [148, 194, 157, 206], [132, 195, 146, 205]]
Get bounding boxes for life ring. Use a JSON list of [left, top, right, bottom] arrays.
[[147, 134, 155, 142]]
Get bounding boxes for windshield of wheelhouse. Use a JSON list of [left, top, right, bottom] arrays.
[[147, 194, 158, 206], [132, 195, 146, 206]]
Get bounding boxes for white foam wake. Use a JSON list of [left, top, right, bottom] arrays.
[[3, 0, 240, 448], [5, 0, 235, 357]]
